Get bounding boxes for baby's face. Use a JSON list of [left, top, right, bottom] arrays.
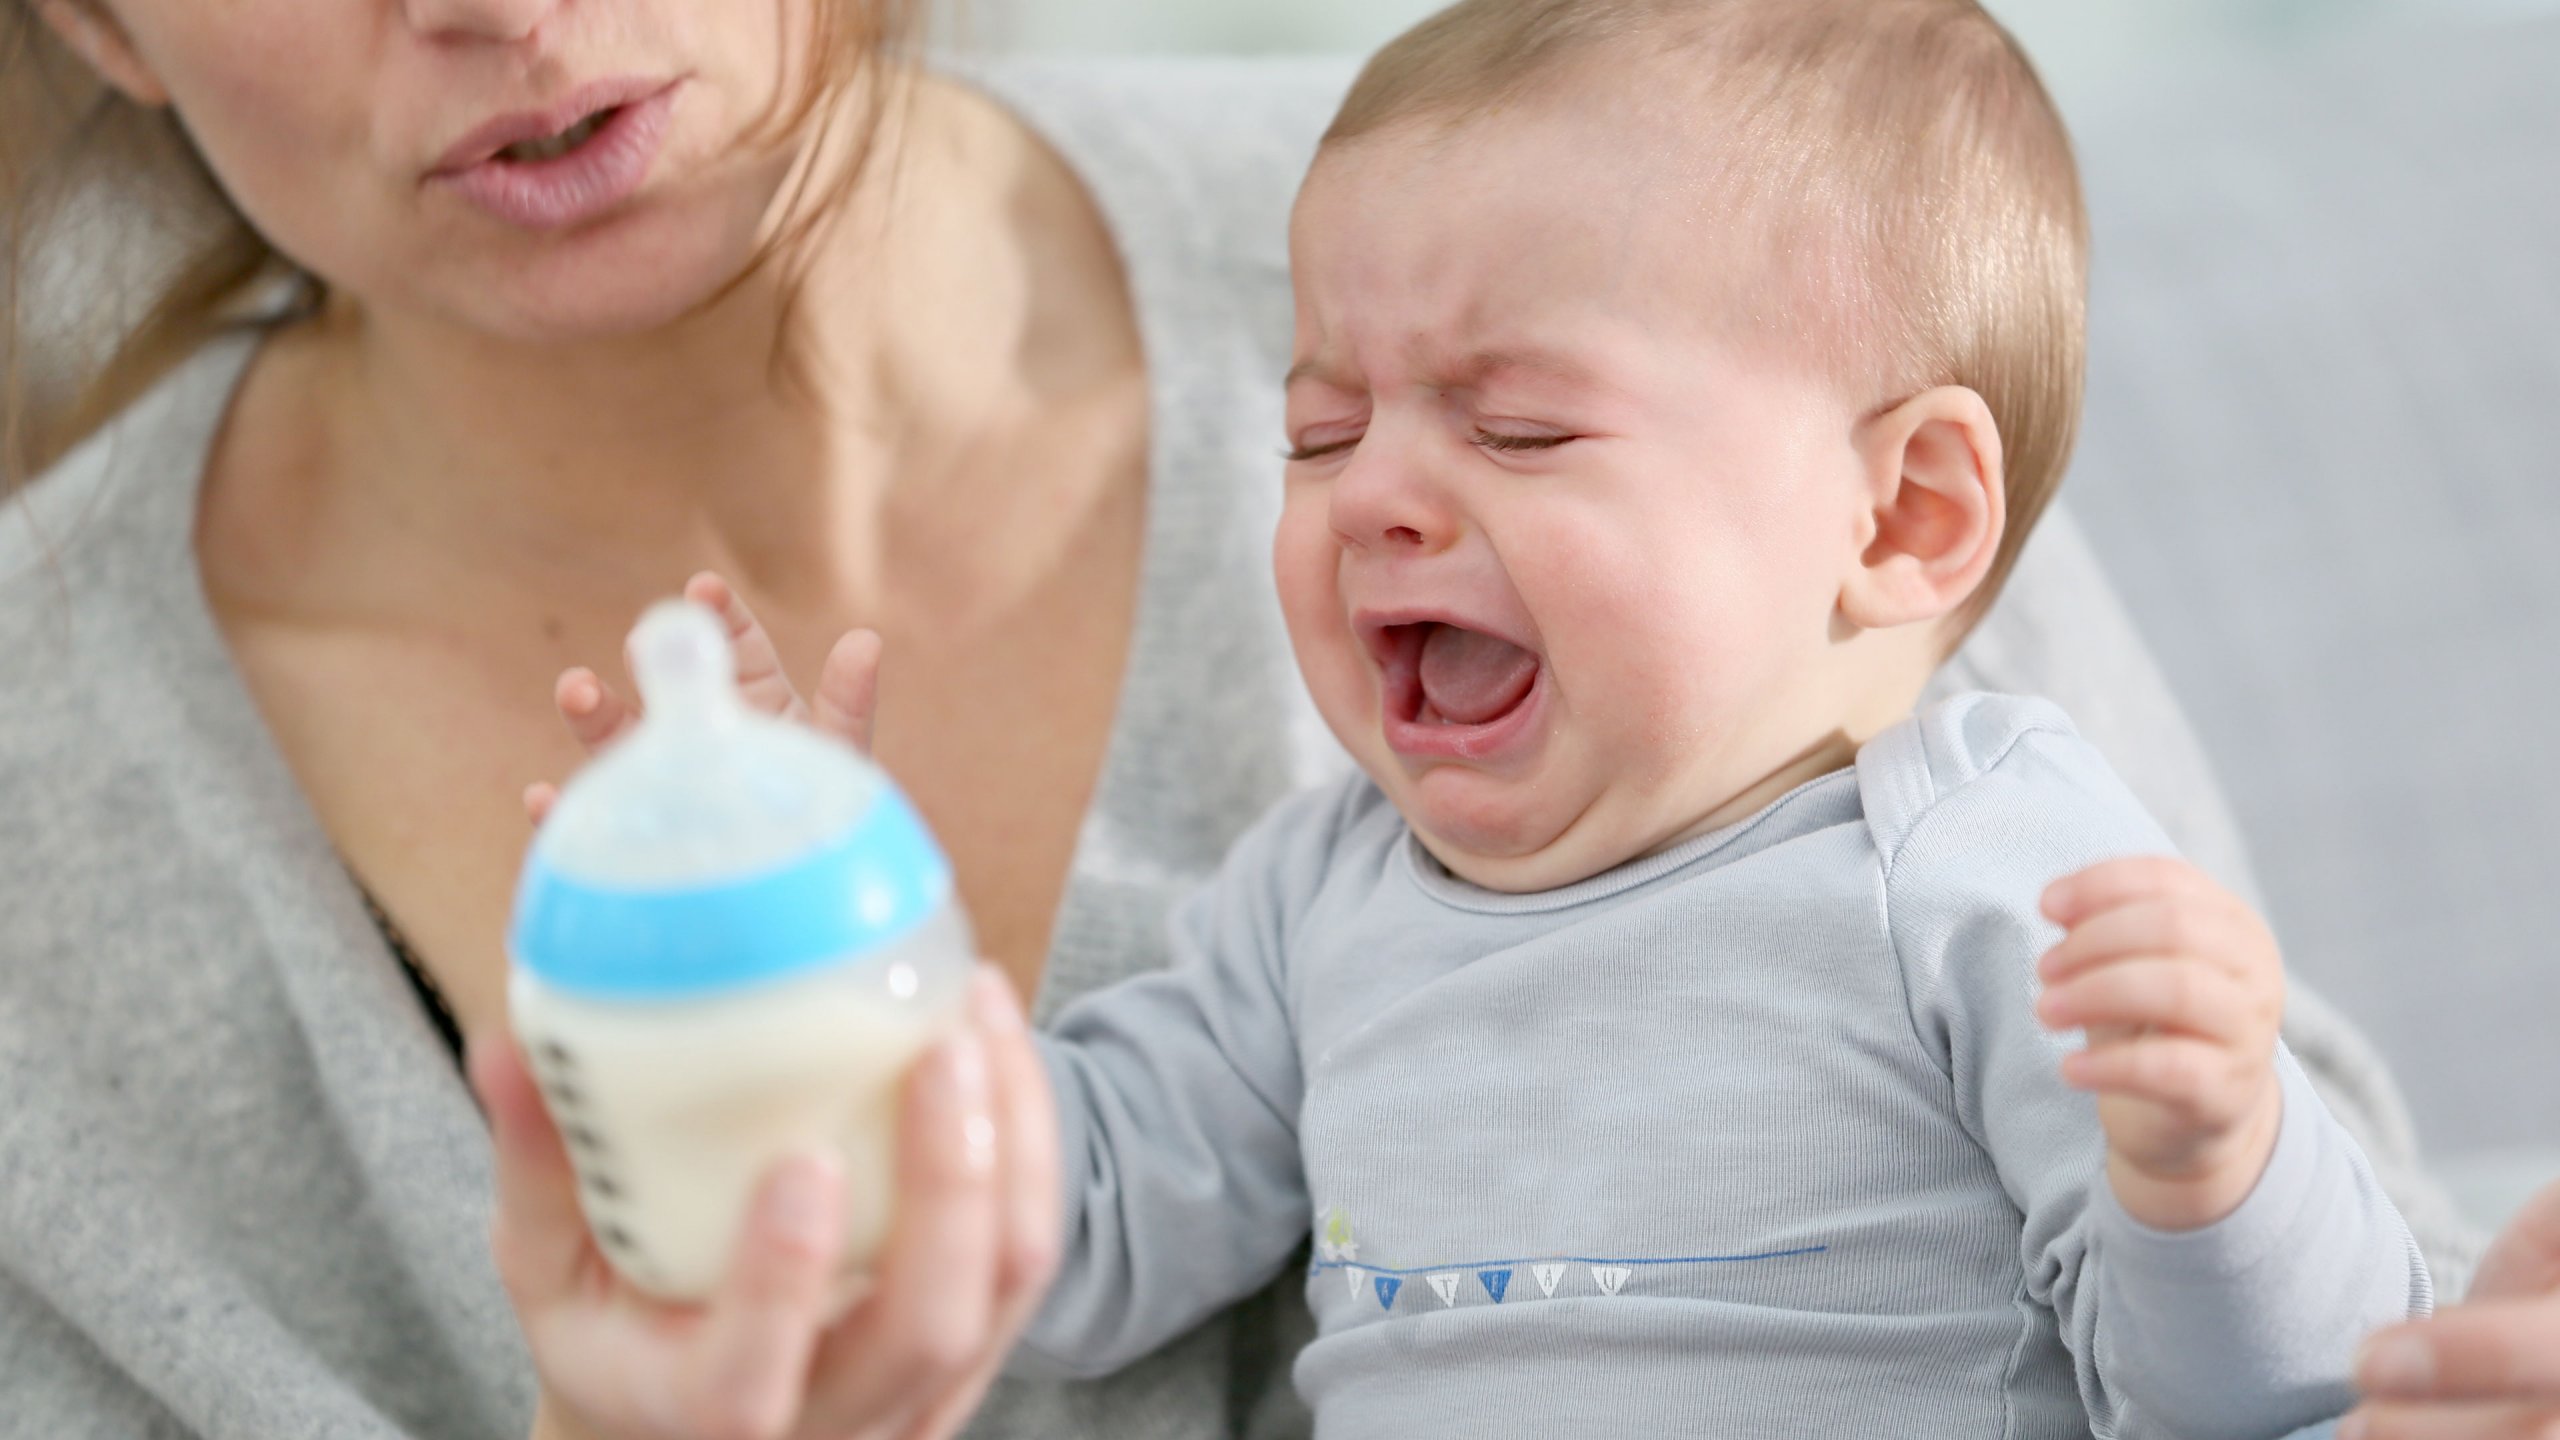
[[1278, 100, 1885, 893]]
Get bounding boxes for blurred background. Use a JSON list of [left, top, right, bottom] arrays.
[[958, 0, 2560, 110]]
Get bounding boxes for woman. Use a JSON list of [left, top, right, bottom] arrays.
[[0, 1, 2475, 1437], [2343, 1179, 2560, 1439]]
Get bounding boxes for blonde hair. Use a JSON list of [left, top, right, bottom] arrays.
[[1, 0, 920, 497], [1325, 0, 2088, 624]]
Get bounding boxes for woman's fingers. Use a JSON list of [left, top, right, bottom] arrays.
[[884, 972, 1065, 1440], [670, 1152, 850, 1440], [804, 1024, 1003, 1432], [2343, 1401, 2560, 1439], [2468, 1180, 2560, 1303], [468, 1035, 593, 1306], [812, 629, 885, 754], [974, 969, 1063, 1306], [524, 782, 562, 828], [557, 667, 642, 755], [686, 572, 811, 724], [2358, 1302, 2560, 1404]]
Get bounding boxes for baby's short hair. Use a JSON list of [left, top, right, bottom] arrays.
[[1324, 0, 2087, 628]]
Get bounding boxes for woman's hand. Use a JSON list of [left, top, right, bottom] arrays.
[[2343, 1179, 2560, 1439], [492, 571, 1063, 1440], [476, 968, 1060, 1440]]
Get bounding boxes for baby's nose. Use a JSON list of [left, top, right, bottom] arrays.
[[1329, 451, 1456, 555]]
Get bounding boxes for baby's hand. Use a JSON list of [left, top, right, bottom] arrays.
[[525, 571, 884, 824], [2036, 858, 2286, 1232]]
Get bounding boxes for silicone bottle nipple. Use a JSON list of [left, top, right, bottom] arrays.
[[630, 600, 741, 733]]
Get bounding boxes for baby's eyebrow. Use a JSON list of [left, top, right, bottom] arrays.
[[1451, 345, 1605, 391], [1285, 346, 1615, 394], [1447, 344, 1657, 416]]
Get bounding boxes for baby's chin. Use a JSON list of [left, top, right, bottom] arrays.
[[1399, 785, 1642, 895]]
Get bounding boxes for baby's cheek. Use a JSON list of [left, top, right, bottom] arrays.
[[1269, 517, 1366, 725], [1270, 506, 1338, 635]]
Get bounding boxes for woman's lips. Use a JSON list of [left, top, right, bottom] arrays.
[[430, 79, 681, 232], [1375, 621, 1549, 763]]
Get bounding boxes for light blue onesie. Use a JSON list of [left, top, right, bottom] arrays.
[[1017, 694, 2430, 1438]]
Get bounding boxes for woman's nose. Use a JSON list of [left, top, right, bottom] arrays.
[[1329, 442, 1458, 557], [404, 0, 558, 43]]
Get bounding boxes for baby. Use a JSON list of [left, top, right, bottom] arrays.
[[549, 0, 2427, 1434], [1004, 2, 2428, 1436]]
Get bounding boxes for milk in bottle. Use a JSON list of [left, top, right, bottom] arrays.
[[508, 600, 971, 1301]]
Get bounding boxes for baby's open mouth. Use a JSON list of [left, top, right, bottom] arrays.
[[1379, 622, 1541, 730]]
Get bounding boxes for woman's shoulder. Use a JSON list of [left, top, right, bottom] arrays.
[[1, 334, 253, 592], [0, 334, 252, 769]]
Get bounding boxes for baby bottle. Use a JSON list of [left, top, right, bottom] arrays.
[[508, 599, 972, 1301]]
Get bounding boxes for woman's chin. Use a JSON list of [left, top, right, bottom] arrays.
[[422, 207, 771, 346], [454, 266, 734, 346]]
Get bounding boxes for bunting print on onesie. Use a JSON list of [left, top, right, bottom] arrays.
[[1306, 1209, 1827, 1316]]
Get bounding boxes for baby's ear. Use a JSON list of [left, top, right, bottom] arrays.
[[34, 1, 172, 107], [1838, 386, 2005, 633]]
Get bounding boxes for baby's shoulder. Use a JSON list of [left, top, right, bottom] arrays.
[[1857, 692, 2173, 894]]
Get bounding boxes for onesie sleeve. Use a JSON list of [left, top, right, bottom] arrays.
[[1870, 695, 2430, 1440], [1009, 781, 1364, 1380]]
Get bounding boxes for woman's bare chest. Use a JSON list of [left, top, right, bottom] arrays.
[[214, 473, 1145, 1037]]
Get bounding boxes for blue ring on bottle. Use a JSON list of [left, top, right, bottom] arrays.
[[510, 788, 952, 1000]]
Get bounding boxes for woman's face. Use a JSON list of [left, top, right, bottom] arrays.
[[53, 0, 819, 341]]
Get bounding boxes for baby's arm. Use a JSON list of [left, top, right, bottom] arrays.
[[1009, 786, 1354, 1380], [2037, 856, 2432, 1434], [1882, 710, 2428, 1440]]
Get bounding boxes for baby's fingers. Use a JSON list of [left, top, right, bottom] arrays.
[[2059, 1034, 2221, 1108], [812, 629, 883, 754], [686, 572, 809, 724], [2039, 892, 2271, 985], [2059, 1033, 2252, 1112], [2037, 959, 2268, 1047], [556, 667, 640, 755], [2041, 856, 2219, 928]]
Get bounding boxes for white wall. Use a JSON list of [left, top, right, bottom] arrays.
[[956, 0, 2560, 108]]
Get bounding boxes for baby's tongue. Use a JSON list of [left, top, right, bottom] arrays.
[[1416, 623, 1538, 725]]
